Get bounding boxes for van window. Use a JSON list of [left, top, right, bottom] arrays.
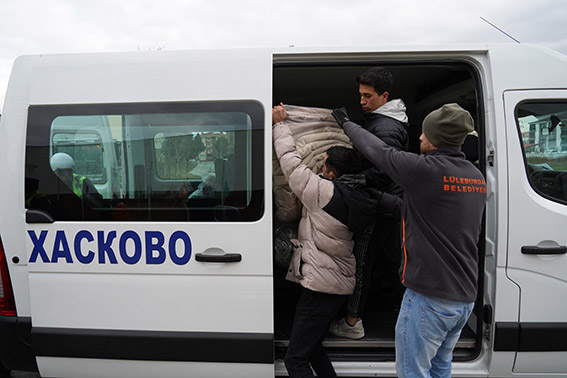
[[25, 102, 264, 222], [517, 101, 567, 203]]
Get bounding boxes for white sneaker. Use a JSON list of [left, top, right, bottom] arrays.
[[329, 318, 365, 339]]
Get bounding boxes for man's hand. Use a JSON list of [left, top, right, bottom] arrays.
[[272, 103, 287, 125], [332, 107, 350, 127]]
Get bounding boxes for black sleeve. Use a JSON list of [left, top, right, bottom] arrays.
[[376, 192, 402, 219], [368, 118, 408, 151]]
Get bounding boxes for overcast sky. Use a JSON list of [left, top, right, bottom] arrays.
[[1, 0, 566, 110]]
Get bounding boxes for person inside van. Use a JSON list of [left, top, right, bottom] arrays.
[[50, 152, 103, 210], [25, 177, 50, 211], [335, 103, 486, 378], [329, 67, 409, 339], [272, 103, 400, 378]]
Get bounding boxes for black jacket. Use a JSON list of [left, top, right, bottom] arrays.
[[323, 174, 401, 234], [358, 111, 409, 200]]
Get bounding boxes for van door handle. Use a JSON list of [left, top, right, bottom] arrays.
[[521, 246, 567, 255], [195, 253, 242, 262]]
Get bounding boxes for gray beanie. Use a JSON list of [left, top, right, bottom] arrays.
[[422, 103, 474, 147]]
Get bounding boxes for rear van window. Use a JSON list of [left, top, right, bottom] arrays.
[[25, 102, 264, 222]]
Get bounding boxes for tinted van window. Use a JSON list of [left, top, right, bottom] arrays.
[[25, 102, 264, 222]]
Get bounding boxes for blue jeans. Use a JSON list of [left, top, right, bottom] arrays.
[[395, 288, 474, 378]]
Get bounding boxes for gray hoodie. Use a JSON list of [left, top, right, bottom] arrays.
[[373, 98, 409, 124], [342, 121, 486, 302]]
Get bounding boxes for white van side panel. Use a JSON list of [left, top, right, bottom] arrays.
[[0, 55, 37, 317], [37, 358, 273, 378], [471, 46, 567, 377], [502, 89, 567, 374], [9, 49, 275, 377], [25, 49, 272, 104], [29, 273, 272, 332]]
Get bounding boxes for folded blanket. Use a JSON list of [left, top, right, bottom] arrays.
[[273, 105, 352, 222]]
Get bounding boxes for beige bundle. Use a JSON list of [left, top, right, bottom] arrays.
[[273, 105, 352, 222]]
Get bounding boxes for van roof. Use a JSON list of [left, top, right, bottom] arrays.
[[4, 43, 567, 109]]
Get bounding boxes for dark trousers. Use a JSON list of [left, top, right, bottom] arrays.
[[348, 218, 404, 317], [0, 361, 10, 378], [285, 286, 347, 378]]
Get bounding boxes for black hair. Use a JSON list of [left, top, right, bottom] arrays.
[[325, 146, 362, 177], [356, 67, 393, 95]]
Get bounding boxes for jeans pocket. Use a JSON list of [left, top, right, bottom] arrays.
[[420, 299, 460, 343]]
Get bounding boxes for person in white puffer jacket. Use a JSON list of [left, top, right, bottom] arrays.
[[273, 103, 398, 378]]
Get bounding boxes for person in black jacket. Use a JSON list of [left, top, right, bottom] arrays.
[[329, 67, 408, 339], [338, 103, 486, 378]]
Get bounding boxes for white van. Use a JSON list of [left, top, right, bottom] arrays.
[[0, 44, 566, 378]]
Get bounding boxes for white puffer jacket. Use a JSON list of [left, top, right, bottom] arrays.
[[273, 122, 356, 295]]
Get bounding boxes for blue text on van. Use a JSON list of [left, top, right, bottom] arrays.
[[28, 230, 192, 265]]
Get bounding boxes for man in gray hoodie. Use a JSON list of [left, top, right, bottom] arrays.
[[329, 67, 408, 339], [335, 103, 486, 378]]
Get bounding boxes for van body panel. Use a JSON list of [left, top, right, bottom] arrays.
[[502, 89, 567, 374], [37, 358, 274, 378], [28, 270, 272, 332], [4, 49, 274, 377], [513, 352, 567, 374], [0, 56, 35, 319], [25, 49, 273, 104]]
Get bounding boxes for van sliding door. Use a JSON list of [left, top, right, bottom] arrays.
[[24, 50, 273, 378]]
